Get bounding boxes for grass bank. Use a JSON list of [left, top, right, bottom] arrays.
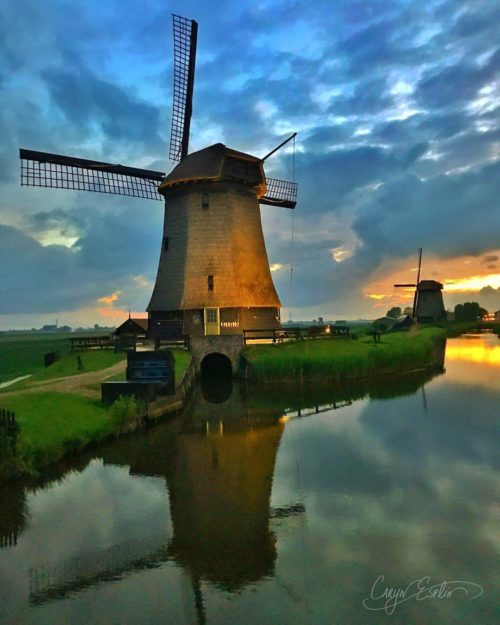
[[0, 348, 192, 482], [0, 392, 116, 478], [243, 326, 447, 384]]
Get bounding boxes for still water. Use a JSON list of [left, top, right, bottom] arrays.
[[0, 334, 498, 624]]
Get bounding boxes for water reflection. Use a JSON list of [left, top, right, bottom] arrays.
[[0, 335, 498, 625], [446, 333, 500, 365]]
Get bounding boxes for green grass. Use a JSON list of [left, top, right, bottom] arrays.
[[0, 331, 121, 384], [0, 333, 72, 383], [0, 350, 125, 393], [243, 326, 446, 383], [32, 350, 124, 381], [0, 392, 116, 474]]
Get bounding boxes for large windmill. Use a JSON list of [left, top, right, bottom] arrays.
[[394, 248, 446, 322], [19, 14, 297, 350]]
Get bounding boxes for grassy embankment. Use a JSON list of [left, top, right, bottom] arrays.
[[243, 326, 447, 384], [0, 336, 191, 480]]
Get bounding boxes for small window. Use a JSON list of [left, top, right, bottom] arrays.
[[202, 193, 209, 209], [163, 236, 169, 252], [206, 308, 218, 323], [208, 275, 214, 291]]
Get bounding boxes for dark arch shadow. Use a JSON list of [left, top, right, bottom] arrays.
[[200, 353, 233, 404]]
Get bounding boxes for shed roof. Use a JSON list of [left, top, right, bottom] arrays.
[[115, 318, 148, 334]]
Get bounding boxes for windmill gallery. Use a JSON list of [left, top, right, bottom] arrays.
[[19, 14, 299, 373]]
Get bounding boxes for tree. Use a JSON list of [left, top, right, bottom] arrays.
[[454, 302, 488, 322], [386, 306, 402, 319], [403, 307, 413, 317]]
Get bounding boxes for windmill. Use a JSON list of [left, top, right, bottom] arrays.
[[19, 14, 297, 349], [394, 248, 446, 322]]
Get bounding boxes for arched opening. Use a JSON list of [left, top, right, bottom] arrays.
[[200, 352, 233, 403]]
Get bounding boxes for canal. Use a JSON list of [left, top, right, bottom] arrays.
[[0, 333, 498, 624]]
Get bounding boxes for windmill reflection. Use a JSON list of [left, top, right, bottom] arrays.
[[26, 382, 294, 609], [20, 358, 449, 611]]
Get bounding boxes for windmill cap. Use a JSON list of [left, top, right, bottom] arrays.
[[417, 280, 443, 291], [159, 143, 266, 197]]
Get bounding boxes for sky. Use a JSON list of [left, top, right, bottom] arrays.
[[0, 0, 499, 329]]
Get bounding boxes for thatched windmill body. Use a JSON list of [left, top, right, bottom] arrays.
[[19, 15, 297, 345], [394, 248, 446, 322]]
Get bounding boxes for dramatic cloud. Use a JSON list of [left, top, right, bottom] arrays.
[[0, 0, 499, 326]]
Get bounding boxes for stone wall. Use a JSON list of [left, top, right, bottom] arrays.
[[189, 335, 245, 374]]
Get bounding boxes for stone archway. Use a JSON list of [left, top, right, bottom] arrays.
[[200, 352, 232, 377], [189, 336, 244, 375]]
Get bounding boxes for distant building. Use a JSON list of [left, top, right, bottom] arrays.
[[114, 318, 149, 338], [40, 324, 58, 332], [373, 316, 399, 329]]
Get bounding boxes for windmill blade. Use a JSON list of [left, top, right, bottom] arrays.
[[260, 178, 298, 209], [20, 149, 164, 200], [413, 247, 423, 318], [394, 283, 416, 288], [170, 15, 198, 162]]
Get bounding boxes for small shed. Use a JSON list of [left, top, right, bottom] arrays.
[[373, 316, 398, 330], [114, 317, 149, 337]]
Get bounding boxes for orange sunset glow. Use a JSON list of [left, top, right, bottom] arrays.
[[364, 249, 500, 310], [446, 342, 500, 367]]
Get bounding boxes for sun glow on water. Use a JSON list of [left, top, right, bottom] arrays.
[[446, 342, 500, 367]]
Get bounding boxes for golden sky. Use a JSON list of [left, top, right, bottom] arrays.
[[363, 249, 500, 312]]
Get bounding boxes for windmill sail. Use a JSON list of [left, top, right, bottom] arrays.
[[170, 15, 198, 162], [20, 149, 164, 200], [260, 177, 298, 209]]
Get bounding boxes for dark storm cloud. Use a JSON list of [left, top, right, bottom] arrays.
[[327, 77, 394, 117], [415, 48, 499, 111], [0, 202, 162, 314], [42, 64, 164, 151], [353, 161, 500, 260]]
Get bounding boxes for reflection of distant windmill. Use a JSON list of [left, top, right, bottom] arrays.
[[394, 248, 446, 322]]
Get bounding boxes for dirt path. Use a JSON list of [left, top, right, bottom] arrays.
[[0, 360, 126, 399]]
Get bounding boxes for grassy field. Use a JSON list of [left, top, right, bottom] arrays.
[[243, 326, 447, 383], [0, 333, 73, 383]]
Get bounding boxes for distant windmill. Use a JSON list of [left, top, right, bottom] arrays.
[[19, 14, 297, 350], [394, 248, 446, 322]]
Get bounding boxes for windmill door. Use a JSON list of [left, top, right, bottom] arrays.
[[204, 308, 220, 335]]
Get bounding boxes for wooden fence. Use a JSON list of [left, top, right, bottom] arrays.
[[243, 325, 351, 344]]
